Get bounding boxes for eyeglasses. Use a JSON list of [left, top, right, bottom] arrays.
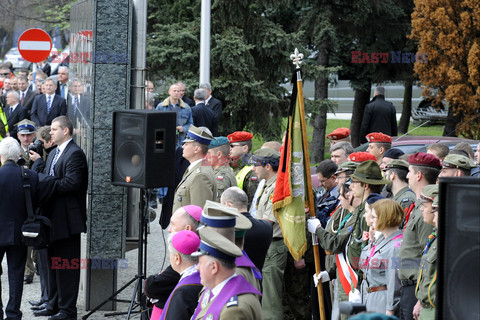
[[230, 144, 245, 148], [0, 72, 10, 76]]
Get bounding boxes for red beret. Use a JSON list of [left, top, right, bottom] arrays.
[[366, 132, 392, 144], [408, 152, 442, 169], [327, 127, 351, 140], [348, 152, 377, 163], [227, 131, 253, 143]]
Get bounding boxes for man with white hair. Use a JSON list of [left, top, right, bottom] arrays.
[[199, 82, 223, 125], [0, 137, 40, 320]]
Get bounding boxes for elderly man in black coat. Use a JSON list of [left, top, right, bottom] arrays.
[[191, 88, 217, 136], [0, 137, 40, 320], [360, 86, 398, 144]]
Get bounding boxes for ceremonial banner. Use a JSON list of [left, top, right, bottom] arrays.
[[273, 70, 309, 261]]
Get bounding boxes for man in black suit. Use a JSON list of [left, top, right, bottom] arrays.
[[17, 74, 37, 114], [0, 137, 40, 320], [199, 82, 223, 126], [31, 78, 67, 127], [5, 91, 28, 139], [55, 67, 69, 100], [191, 88, 217, 136], [221, 186, 273, 270], [30, 116, 88, 320], [360, 86, 398, 144]]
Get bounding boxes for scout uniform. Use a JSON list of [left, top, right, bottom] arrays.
[[398, 153, 441, 319], [172, 126, 218, 213], [208, 137, 237, 201], [251, 148, 287, 320], [159, 230, 202, 320], [386, 159, 416, 212], [227, 131, 259, 207], [442, 153, 476, 174], [415, 188, 439, 320], [191, 229, 262, 320]]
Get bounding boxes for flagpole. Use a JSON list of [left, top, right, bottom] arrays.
[[291, 48, 326, 320]]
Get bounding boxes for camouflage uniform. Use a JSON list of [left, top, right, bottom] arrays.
[[415, 234, 437, 320], [213, 165, 237, 202]]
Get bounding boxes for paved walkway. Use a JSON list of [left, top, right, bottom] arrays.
[[1, 206, 168, 320]]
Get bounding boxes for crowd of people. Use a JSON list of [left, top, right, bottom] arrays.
[[1, 65, 479, 320]]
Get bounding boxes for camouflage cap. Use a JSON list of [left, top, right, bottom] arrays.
[[442, 154, 475, 170]]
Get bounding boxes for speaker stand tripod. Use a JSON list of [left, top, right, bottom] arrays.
[[83, 188, 149, 320]]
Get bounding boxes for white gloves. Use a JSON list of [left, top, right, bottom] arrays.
[[307, 218, 321, 234], [348, 288, 362, 303], [313, 271, 330, 287]]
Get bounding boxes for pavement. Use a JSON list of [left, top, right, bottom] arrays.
[[1, 205, 168, 320]]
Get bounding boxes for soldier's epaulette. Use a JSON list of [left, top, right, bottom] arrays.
[[217, 176, 224, 180], [226, 295, 238, 308]]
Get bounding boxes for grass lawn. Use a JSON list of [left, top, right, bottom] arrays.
[[253, 118, 445, 152]]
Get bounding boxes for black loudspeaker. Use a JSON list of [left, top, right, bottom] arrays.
[[111, 110, 176, 188], [438, 177, 480, 320]]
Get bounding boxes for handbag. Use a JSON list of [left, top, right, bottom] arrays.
[[20, 166, 53, 248]]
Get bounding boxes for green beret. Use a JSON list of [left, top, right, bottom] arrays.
[[442, 154, 475, 170], [209, 136, 230, 149]]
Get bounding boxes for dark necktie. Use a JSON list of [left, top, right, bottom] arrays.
[[21, 92, 25, 105], [47, 96, 52, 114], [49, 148, 61, 176]]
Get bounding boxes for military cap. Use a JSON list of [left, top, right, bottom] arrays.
[[442, 154, 475, 170], [16, 119, 36, 134], [183, 125, 214, 144], [227, 131, 253, 143], [348, 152, 377, 163], [383, 148, 404, 159], [420, 184, 439, 203], [200, 200, 252, 230], [386, 159, 409, 171], [335, 161, 358, 174], [182, 205, 203, 222], [408, 152, 442, 169], [209, 136, 230, 149], [351, 160, 390, 185], [366, 193, 385, 205], [366, 132, 392, 144], [432, 195, 439, 209], [171, 230, 201, 255], [250, 148, 280, 167], [192, 228, 243, 263], [327, 127, 351, 140]]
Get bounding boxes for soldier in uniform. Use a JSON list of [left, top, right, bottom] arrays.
[[438, 153, 476, 178], [207, 136, 237, 201], [413, 186, 439, 320], [326, 127, 351, 148], [365, 132, 392, 166], [227, 131, 259, 208], [16, 119, 37, 168], [172, 126, 217, 213], [191, 228, 262, 320], [398, 153, 441, 320], [384, 159, 416, 222]]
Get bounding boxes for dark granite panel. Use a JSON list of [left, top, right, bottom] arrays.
[[94, 0, 130, 62], [93, 64, 129, 129]]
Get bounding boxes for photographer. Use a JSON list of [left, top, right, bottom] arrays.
[[29, 126, 55, 173]]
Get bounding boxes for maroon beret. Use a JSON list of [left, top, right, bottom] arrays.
[[408, 152, 442, 169], [227, 131, 253, 143]]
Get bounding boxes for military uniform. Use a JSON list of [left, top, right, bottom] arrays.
[[393, 186, 416, 212], [193, 290, 263, 320], [213, 166, 236, 202], [173, 160, 217, 213], [415, 234, 437, 320], [232, 154, 259, 208]]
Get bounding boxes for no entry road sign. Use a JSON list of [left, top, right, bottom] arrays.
[[17, 28, 52, 63]]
